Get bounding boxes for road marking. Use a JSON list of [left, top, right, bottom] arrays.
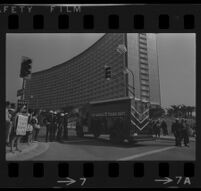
[[117, 146, 176, 161]]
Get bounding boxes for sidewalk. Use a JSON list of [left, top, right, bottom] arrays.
[[6, 141, 50, 161], [159, 135, 196, 142]]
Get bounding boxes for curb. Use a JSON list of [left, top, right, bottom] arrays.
[[6, 142, 50, 161]]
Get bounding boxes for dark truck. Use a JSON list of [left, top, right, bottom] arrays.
[[76, 97, 154, 143]]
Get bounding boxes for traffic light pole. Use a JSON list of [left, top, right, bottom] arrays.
[[21, 78, 26, 100]]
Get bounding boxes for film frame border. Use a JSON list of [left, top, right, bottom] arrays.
[[0, 4, 200, 188]]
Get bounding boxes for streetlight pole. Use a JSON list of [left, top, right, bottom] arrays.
[[116, 42, 135, 100], [127, 68, 135, 98], [124, 67, 135, 99]]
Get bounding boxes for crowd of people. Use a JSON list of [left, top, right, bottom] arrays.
[[5, 101, 69, 153], [149, 118, 168, 138], [171, 118, 193, 147], [149, 117, 194, 147], [6, 101, 195, 152]]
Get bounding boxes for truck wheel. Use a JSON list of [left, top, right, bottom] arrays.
[[76, 126, 84, 138], [93, 131, 100, 138], [110, 128, 124, 143], [77, 130, 84, 138], [92, 126, 101, 138], [127, 139, 137, 144]]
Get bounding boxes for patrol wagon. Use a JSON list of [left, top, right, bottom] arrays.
[[76, 97, 154, 143]]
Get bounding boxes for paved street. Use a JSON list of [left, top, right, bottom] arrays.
[[30, 129, 195, 161]]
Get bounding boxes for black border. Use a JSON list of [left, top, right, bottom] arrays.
[[0, 4, 200, 188]]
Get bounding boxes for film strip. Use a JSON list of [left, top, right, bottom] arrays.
[[0, 3, 200, 188]]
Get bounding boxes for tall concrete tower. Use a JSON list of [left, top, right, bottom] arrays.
[[127, 33, 161, 113]]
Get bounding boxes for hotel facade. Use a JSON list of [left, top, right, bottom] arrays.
[[24, 33, 161, 113]]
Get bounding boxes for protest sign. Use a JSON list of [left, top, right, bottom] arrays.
[[16, 114, 28, 136]]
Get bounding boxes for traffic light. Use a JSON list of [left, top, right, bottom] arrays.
[[20, 58, 32, 78], [105, 66, 111, 80]]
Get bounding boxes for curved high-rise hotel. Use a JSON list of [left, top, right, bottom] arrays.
[[24, 33, 161, 112]]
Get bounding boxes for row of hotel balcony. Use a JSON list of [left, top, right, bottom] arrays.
[[141, 91, 150, 98], [139, 54, 148, 60], [139, 43, 147, 49], [139, 48, 148, 54], [140, 69, 149, 75], [140, 74, 149, 81], [139, 39, 147, 45], [140, 58, 148, 64], [140, 63, 149, 70], [138, 34, 150, 101], [139, 33, 147, 36]]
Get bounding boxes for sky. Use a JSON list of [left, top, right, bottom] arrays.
[[6, 33, 195, 108]]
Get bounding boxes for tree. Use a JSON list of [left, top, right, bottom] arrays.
[[170, 105, 181, 118], [167, 104, 195, 119], [187, 106, 195, 118], [180, 104, 187, 118], [166, 107, 174, 117], [149, 107, 165, 119]]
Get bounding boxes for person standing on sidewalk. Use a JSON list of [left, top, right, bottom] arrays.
[[6, 101, 12, 146], [26, 114, 33, 145], [62, 113, 69, 140], [182, 119, 190, 147], [32, 112, 40, 142], [10, 106, 27, 153], [161, 119, 168, 136], [178, 118, 184, 147], [56, 113, 64, 142], [49, 111, 55, 142], [45, 111, 52, 142], [52, 112, 58, 141], [156, 120, 161, 139], [172, 118, 180, 146], [152, 120, 157, 139], [148, 119, 154, 135]]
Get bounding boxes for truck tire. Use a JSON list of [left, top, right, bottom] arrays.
[[76, 125, 84, 138], [76, 130, 84, 138], [93, 130, 101, 138], [92, 125, 101, 138], [109, 127, 124, 143], [127, 138, 137, 144]]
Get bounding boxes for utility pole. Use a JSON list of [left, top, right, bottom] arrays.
[[19, 56, 32, 111], [21, 78, 25, 100]]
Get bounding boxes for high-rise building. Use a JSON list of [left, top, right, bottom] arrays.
[[24, 33, 161, 113]]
